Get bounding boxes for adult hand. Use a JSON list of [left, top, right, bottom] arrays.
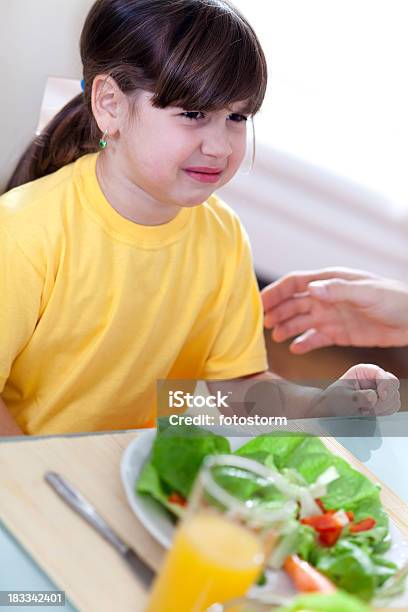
[[261, 267, 408, 353]]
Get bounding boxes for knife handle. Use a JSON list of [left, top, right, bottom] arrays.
[[45, 471, 128, 555]]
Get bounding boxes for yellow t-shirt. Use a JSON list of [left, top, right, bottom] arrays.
[[0, 153, 267, 434]]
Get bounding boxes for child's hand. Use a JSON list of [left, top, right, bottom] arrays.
[[320, 364, 400, 417], [339, 364, 400, 416]]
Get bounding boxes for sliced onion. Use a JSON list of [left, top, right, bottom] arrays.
[[333, 509, 350, 527]]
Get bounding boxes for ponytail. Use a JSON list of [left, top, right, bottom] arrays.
[[5, 94, 98, 193]]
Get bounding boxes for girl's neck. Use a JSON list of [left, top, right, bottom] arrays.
[[95, 151, 181, 226]]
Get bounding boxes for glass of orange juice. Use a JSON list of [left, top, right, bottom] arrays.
[[146, 454, 296, 612]]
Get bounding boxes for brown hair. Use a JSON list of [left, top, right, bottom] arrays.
[[6, 0, 267, 192]]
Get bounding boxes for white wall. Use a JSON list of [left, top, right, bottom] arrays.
[[234, 0, 408, 218], [0, 0, 94, 190], [220, 145, 408, 282]]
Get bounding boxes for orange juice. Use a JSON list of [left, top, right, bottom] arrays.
[[146, 512, 264, 612]]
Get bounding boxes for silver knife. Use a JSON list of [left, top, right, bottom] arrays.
[[44, 471, 155, 586]]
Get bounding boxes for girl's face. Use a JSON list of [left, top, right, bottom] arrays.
[[119, 91, 249, 208]]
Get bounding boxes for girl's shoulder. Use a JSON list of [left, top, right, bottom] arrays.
[[199, 192, 250, 245], [0, 160, 77, 228], [0, 158, 86, 271]]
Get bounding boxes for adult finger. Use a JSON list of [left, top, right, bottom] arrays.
[[264, 295, 312, 328], [261, 268, 377, 311], [272, 314, 314, 342], [289, 329, 334, 354], [308, 279, 379, 308]]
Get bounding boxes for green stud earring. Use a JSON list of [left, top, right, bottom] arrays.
[[99, 129, 108, 149]]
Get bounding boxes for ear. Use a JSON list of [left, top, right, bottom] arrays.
[[91, 74, 128, 137]]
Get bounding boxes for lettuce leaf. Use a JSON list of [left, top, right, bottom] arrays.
[[136, 461, 185, 519], [150, 422, 230, 498], [236, 434, 386, 527], [314, 539, 397, 601], [277, 590, 371, 612], [235, 433, 306, 469]]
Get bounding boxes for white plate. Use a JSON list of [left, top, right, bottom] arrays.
[[121, 429, 408, 606], [121, 429, 173, 548]]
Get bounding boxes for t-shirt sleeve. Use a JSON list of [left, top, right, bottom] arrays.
[[0, 225, 43, 392], [201, 217, 268, 380]]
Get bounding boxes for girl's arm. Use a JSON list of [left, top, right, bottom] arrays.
[[207, 364, 400, 420], [208, 371, 322, 420], [0, 396, 24, 436]]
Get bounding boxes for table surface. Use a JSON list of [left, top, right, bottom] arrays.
[[1, 417, 407, 612]]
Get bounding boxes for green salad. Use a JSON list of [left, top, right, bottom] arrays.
[[136, 419, 406, 604]]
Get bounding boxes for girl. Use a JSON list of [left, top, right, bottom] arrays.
[[0, 0, 399, 435]]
